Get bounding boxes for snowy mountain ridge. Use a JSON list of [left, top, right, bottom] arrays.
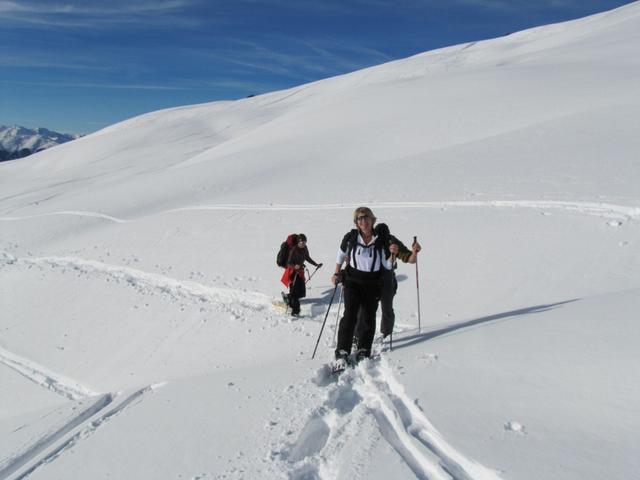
[[1, 2, 639, 479], [0, 125, 79, 161]]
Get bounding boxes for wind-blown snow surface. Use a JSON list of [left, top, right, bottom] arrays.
[[1, 3, 640, 479]]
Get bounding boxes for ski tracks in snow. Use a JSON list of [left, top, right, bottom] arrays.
[[0, 253, 277, 478], [276, 357, 500, 480], [166, 200, 640, 221], [0, 210, 129, 223], [0, 210, 128, 224], [0, 393, 114, 480], [9, 384, 162, 480], [0, 342, 164, 479], [0, 376, 163, 480], [0, 346, 98, 401], [2, 200, 639, 224], [1, 252, 273, 314]]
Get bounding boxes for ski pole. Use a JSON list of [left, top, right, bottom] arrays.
[[413, 236, 421, 333], [312, 282, 339, 359], [387, 246, 397, 351], [306, 264, 322, 284], [332, 285, 343, 347]]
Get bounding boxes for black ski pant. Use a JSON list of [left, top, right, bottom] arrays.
[[335, 269, 381, 358], [354, 269, 397, 341], [288, 275, 306, 315]]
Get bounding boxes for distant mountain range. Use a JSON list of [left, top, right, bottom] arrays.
[[0, 125, 80, 161]]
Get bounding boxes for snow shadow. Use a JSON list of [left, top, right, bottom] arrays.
[[395, 274, 409, 283], [392, 299, 579, 350], [297, 285, 342, 318], [309, 285, 341, 306]]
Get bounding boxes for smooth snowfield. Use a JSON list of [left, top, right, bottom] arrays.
[[1, 3, 640, 479]]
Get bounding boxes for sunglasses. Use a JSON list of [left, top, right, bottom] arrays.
[[356, 215, 370, 222]]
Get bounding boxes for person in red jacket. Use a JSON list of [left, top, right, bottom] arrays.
[[280, 234, 321, 316]]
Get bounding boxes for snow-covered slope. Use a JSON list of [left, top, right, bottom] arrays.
[[0, 125, 79, 161], [1, 2, 639, 480]]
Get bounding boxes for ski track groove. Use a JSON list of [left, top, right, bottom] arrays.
[[1, 253, 273, 313], [0, 394, 114, 480], [166, 200, 640, 221], [281, 357, 501, 480], [8, 385, 157, 480], [0, 211, 128, 223], [360, 359, 501, 480], [1, 200, 639, 223], [0, 346, 98, 401]]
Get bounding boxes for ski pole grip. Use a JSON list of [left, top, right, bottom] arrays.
[[413, 235, 417, 245]]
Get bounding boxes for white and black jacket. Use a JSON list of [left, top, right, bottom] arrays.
[[336, 231, 392, 273]]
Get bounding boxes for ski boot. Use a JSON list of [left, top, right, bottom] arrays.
[[331, 350, 350, 374], [354, 348, 370, 363]]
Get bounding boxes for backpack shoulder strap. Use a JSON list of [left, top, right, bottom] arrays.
[[340, 229, 358, 253], [374, 224, 391, 259]]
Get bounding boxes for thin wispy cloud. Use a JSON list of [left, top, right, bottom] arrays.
[[0, 54, 115, 72], [171, 42, 337, 83], [0, 80, 186, 90], [203, 53, 321, 83], [177, 35, 391, 86], [0, 0, 193, 15], [0, 0, 201, 28], [195, 79, 282, 93], [232, 0, 362, 15], [342, 0, 588, 11], [303, 41, 392, 70], [452, 0, 583, 10], [229, 40, 342, 75]]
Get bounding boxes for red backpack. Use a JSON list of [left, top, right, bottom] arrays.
[[276, 234, 298, 267]]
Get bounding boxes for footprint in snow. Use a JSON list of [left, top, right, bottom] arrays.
[[504, 421, 526, 434], [280, 369, 364, 475], [328, 383, 362, 415], [283, 414, 331, 463], [419, 353, 439, 364], [311, 365, 337, 387]]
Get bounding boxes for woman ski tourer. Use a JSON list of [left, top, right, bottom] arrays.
[[331, 207, 395, 370], [280, 234, 321, 316]]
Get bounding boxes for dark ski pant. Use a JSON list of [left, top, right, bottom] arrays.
[[288, 275, 305, 315], [335, 270, 381, 358], [354, 269, 397, 341]]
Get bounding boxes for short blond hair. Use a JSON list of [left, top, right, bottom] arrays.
[[353, 206, 377, 225]]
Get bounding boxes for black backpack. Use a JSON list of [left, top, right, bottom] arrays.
[[341, 224, 391, 258], [276, 234, 298, 267]]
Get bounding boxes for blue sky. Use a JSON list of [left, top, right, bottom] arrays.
[[0, 0, 633, 134]]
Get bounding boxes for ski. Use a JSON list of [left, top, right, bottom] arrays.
[[271, 291, 290, 311]]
